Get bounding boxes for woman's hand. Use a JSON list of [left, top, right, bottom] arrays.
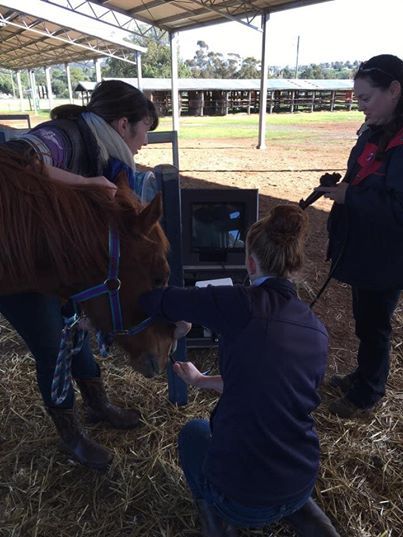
[[314, 182, 348, 204], [173, 361, 203, 387], [84, 176, 117, 198], [173, 320, 192, 340], [45, 165, 117, 198]]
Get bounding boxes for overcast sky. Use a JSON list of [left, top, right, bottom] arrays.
[[178, 0, 403, 66]]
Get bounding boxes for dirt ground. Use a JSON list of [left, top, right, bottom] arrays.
[[0, 116, 402, 537]]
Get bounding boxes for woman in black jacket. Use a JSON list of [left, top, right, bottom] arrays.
[[140, 205, 339, 537], [316, 54, 403, 418]]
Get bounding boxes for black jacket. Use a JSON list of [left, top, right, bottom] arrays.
[[327, 126, 403, 290], [140, 278, 328, 506]]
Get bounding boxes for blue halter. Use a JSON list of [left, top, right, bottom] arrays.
[[70, 226, 154, 339], [51, 226, 154, 405]]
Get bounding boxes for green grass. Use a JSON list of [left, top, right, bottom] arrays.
[[157, 111, 363, 140], [0, 107, 363, 141]]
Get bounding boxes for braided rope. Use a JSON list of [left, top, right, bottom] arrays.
[[51, 318, 86, 405]]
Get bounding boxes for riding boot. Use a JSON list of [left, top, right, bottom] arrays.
[[222, 522, 239, 537], [195, 499, 239, 537], [46, 406, 113, 471], [75, 377, 141, 429], [283, 498, 339, 537]]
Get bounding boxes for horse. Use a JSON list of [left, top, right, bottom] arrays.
[[0, 147, 174, 378]]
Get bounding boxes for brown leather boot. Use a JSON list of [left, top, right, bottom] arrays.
[[283, 498, 339, 536], [195, 499, 239, 537], [75, 377, 141, 429], [46, 406, 113, 471]]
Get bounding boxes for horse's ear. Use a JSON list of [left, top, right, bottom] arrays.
[[136, 192, 163, 234]]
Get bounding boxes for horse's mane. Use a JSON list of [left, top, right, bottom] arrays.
[[0, 147, 159, 288]]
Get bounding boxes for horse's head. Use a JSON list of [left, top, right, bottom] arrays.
[[82, 188, 175, 378], [0, 152, 175, 377]]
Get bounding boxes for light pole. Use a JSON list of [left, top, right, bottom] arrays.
[[295, 35, 300, 79]]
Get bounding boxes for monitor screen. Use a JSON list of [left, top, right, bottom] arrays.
[[191, 202, 245, 252], [181, 188, 259, 268]]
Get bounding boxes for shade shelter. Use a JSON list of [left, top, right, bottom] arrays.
[[0, 0, 334, 143], [0, 0, 146, 111]]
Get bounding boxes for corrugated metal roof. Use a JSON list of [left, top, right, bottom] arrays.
[[0, 0, 334, 70], [97, 0, 333, 33], [84, 78, 353, 92], [0, 0, 145, 70]]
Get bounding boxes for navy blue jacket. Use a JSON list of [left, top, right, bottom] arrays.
[[140, 278, 328, 506], [327, 125, 403, 290]]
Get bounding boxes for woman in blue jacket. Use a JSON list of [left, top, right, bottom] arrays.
[[316, 54, 403, 418], [140, 205, 339, 537]]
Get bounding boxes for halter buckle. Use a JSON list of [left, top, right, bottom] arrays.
[[104, 277, 121, 292]]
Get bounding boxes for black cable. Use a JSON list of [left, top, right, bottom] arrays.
[[309, 209, 349, 309]]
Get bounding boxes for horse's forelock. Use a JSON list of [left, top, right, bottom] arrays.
[[0, 148, 169, 295]]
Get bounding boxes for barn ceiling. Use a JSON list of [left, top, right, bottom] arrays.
[[0, 0, 333, 70]]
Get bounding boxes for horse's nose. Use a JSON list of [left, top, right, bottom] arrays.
[[142, 353, 163, 378]]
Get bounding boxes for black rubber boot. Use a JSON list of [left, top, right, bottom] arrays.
[[47, 406, 113, 471], [283, 498, 340, 536], [195, 499, 239, 537], [75, 377, 141, 428]]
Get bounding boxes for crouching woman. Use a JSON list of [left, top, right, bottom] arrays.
[[140, 205, 339, 537]]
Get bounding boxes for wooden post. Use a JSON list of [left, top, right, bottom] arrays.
[[330, 90, 335, 112], [290, 90, 295, 113]]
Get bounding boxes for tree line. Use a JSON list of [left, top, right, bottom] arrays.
[[0, 33, 360, 98]]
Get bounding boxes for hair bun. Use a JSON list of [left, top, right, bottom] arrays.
[[265, 205, 307, 246]]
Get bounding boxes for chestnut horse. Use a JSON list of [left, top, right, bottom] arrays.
[[0, 148, 174, 377]]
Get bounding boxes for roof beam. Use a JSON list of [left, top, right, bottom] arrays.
[[154, 0, 261, 31], [42, 0, 156, 39], [0, 13, 139, 68], [0, 0, 146, 52]]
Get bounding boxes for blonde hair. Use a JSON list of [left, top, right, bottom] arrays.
[[246, 205, 308, 277]]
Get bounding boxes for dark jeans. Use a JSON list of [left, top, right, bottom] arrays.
[[0, 293, 100, 408], [346, 286, 400, 408], [178, 419, 313, 528]]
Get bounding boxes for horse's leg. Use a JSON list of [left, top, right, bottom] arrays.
[[0, 292, 112, 470]]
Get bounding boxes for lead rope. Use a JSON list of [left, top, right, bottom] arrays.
[[50, 314, 86, 405]]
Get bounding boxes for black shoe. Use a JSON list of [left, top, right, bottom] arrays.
[[283, 498, 339, 536], [328, 396, 373, 419], [195, 499, 239, 537], [328, 374, 355, 394]]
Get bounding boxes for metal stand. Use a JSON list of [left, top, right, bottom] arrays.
[[154, 164, 188, 406]]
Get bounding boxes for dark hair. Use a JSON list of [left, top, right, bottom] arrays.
[[355, 54, 403, 158], [51, 80, 158, 131], [246, 205, 308, 278]]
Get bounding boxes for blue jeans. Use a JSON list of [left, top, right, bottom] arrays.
[[0, 293, 100, 408], [347, 287, 400, 408], [178, 419, 313, 528]]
